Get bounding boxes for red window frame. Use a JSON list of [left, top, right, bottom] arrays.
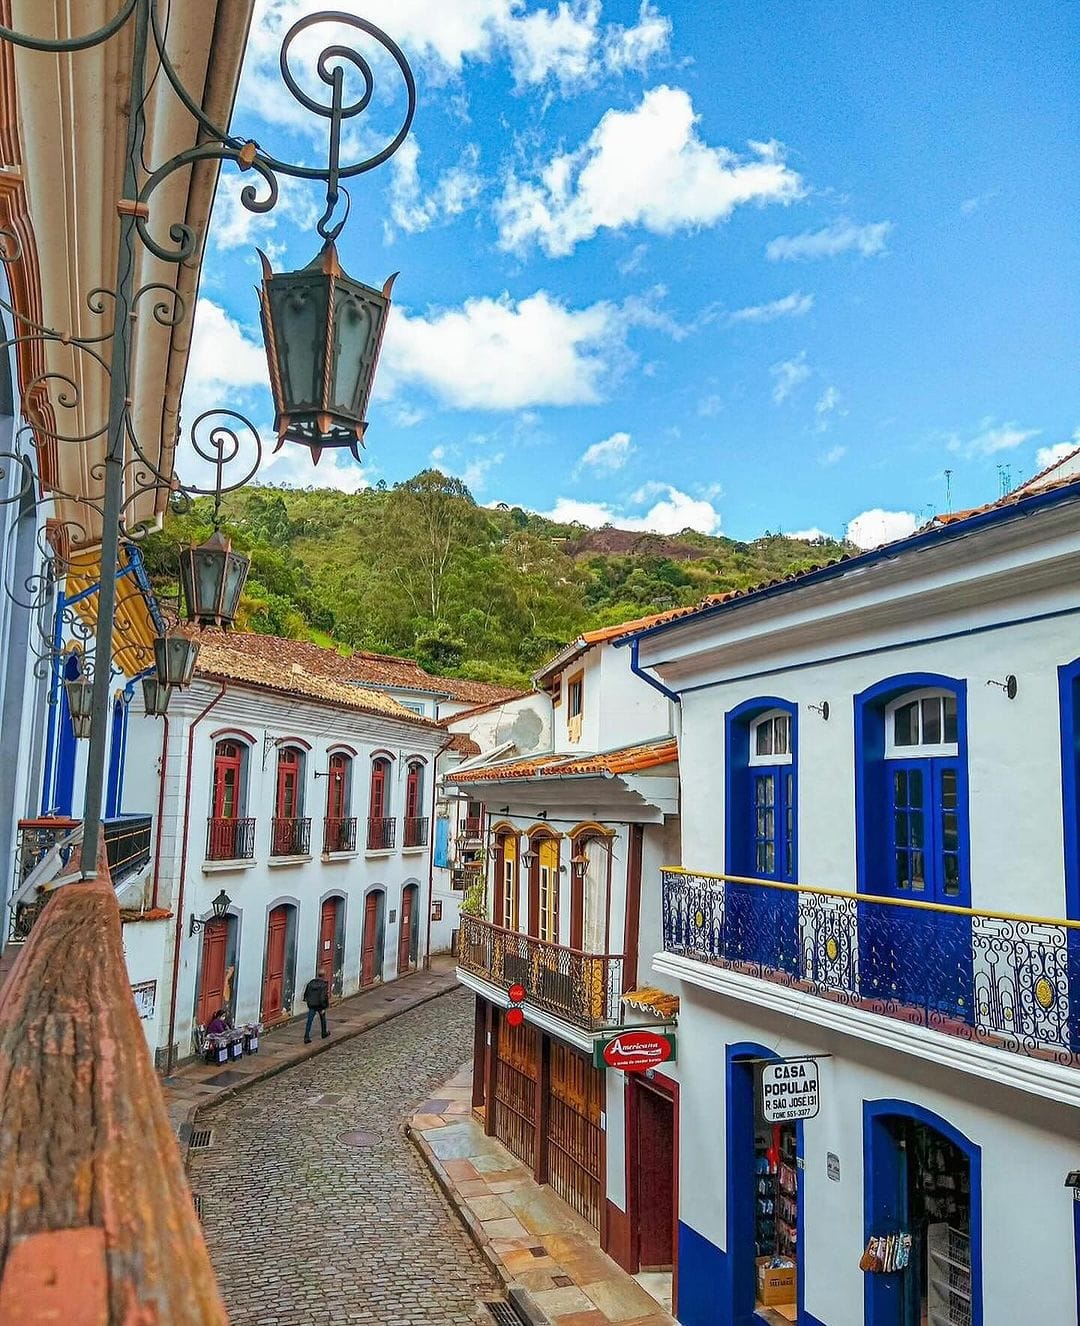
[[276, 746, 302, 820], [405, 761, 423, 820], [213, 740, 243, 820], [370, 757, 390, 820], [327, 752, 350, 821]]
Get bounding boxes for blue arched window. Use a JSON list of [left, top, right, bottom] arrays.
[[105, 693, 128, 818], [855, 674, 971, 1020], [1059, 659, 1080, 921], [725, 697, 798, 882], [855, 674, 969, 905]]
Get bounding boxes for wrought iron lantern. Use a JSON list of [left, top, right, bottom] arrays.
[[190, 888, 232, 937], [257, 242, 396, 463], [64, 676, 95, 739], [179, 528, 250, 629], [521, 847, 538, 870], [154, 631, 200, 688], [141, 675, 173, 718], [570, 853, 588, 882]]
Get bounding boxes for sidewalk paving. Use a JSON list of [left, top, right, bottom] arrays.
[[162, 954, 459, 1133], [409, 1064, 677, 1326]]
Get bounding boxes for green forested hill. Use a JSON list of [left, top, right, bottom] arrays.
[[140, 471, 850, 687]]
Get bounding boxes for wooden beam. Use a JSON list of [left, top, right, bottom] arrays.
[[0, 836, 227, 1324]]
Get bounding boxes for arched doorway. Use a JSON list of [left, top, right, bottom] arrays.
[[261, 902, 298, 1022], [194, 913, 238, 1030], [361, 889, 385, 987], [397, 882, 419, 975], [317, 895, 345, 995], [865, 1101, 980, 1326]]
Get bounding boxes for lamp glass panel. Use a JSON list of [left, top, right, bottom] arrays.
[[330, 284, 377, 416], [268, 278, 325, 411], [220, 551, 250, 623], [194, 548, 226, 619]]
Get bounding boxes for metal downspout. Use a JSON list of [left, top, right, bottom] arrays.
[[163, 683, 226, 1070]]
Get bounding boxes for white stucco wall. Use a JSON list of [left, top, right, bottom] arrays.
[[674, 985, 1077, 1326], [144, 681, 443, 1059]]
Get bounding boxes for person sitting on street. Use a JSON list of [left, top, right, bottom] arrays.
[[303, 974, 330, 1043], [206, 1008, 230, 1035]]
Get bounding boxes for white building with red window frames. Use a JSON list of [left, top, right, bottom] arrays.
[[123, 632, 446, 1065]]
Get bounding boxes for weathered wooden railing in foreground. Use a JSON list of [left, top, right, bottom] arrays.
[[0, 834, 227, 1324]]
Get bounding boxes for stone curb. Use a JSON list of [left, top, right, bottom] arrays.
[[406, 1123, 551, 1326], [179, 975, 460, 1151]]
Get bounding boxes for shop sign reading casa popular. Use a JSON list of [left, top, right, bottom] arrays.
[[593, 1030, 676, 1072], [761, 1058, 820, 1122]]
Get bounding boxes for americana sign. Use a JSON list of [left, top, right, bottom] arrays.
[[761, 1058, 820, 1121], [593, 1030, 676, 1072]]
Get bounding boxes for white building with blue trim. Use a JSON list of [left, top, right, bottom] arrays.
[[625, 470, 1080, 1326]]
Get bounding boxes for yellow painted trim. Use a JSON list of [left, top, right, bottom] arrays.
[[567, 821, 616, 840], [661, 865, 1080, 931], [489, 820, 518, 838], [525, 823, 559, 840]]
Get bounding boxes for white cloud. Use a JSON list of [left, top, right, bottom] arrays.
[[184, 300, 269, 406], [380, 287, 677, 410], [947, 419, 1041, 459], [788, 527, 830, 542], [617, 242, 648, 275], [729, 290, 814, 323], [604, 1, 672, 73], [771, 351, 810, 404], [209, 171, 320, 252], [1035, 431, 1080, 471], [387, 138, 483, 236], [576, 430, 634, 473], [697, 394, 723, 417], [391, 403, 426, 428], [814, 385, 843, 432], [818, 443, 847, 466], [845, 508, 920, 549], [429, 445, 504, 492], [543, 482, 722, 535], [497, 86, 802, 257], [241, 0, 670, 132], [505, 0, 602, 90], [766, 219, 893, 262], [960, 190, 998, 216]]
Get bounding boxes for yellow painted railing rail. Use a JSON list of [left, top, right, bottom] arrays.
[[662, 865, 1080, 931]]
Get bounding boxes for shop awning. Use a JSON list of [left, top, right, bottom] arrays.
[[64, 545, 164, 679]]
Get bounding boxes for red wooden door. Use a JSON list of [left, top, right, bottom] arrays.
[[327, 753, 348, 820], [213, 743, 242, 818], [317, 897, 339, 988], [634, 1078, 675, 1269], [405, 763, 421, 819], [197, 919, 229, 1027], [277, 747, 300, 818], [370, 759, 388, 818], [262, 906, 289, 1021], [397, 886, 415, 974], [361, 892, 380, 986]]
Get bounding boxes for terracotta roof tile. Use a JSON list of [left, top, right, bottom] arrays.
[[193, 633, 438, 727], [448, 738, 677, 783], [339, 650, 524, 705]]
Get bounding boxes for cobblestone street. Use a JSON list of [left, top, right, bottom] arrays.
[[192, 988, 500, 1325]]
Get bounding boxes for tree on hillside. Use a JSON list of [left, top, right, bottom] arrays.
[[385, 470, 478, 624]]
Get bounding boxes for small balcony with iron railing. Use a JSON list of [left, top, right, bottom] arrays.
[[460, 815, 484, 843], [323, 816, 357, 855], [403, 815, 429, 849], [661, 867, 1080, 1070], [206, 816, 256, 863], [367, 816, 396, 851], [270, 816, 311, 859], [8, 814, 154, 942], [456, 914, 625, 1032]]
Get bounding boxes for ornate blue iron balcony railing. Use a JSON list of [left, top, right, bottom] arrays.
[[661, 867, 1080, 1067]]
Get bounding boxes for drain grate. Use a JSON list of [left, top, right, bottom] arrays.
[[482, 1302, 525, 1326], [339, 1128, 380, 1148], [188, 1128, 214, 1151]]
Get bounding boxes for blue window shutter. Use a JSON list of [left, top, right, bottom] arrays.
[[434, 816, 450, 868]]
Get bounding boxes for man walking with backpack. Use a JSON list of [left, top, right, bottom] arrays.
[[303, 973, 330, 1043]]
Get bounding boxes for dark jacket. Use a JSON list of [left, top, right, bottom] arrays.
[[304, 977, 329, 1010]]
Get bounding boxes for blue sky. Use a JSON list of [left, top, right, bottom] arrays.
[[185, 0, 1080, 546]]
